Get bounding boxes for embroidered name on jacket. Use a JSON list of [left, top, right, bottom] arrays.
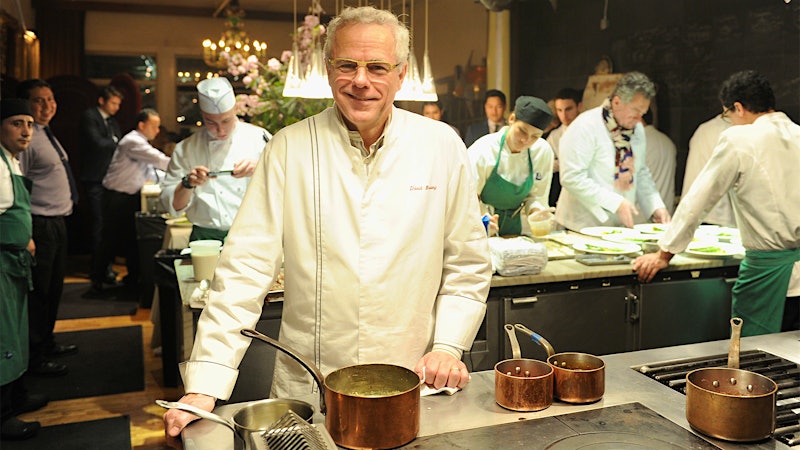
[[410, 185, 438, 191]]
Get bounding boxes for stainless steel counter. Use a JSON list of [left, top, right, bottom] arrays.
[[182, 330, 799, 449]]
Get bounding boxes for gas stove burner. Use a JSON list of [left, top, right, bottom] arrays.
[[546, 431, 688, 449], [634, 349, 800, 447]]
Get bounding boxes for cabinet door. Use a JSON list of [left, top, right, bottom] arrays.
[[639, 278, 733, 350], [502, 286, 633, 360]]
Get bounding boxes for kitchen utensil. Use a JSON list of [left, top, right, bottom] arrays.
[[241, 328, 420, 449], [207, 170, 233, 177], [254, 410, 337, 450], [685, 317, 778, 442], [494, 324, 554, 411], [156, 398, 314, 449], [514, 324, 605, 404]]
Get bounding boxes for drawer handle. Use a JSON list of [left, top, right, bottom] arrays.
[[511, 296, 539, 305]]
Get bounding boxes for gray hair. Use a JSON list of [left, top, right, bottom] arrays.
[[611, 71, 656, 103], [323, 6, 410, 67]]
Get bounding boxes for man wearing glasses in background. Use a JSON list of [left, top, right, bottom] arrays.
[[634, 70, 800, 337], [163, 6, 491, 439]]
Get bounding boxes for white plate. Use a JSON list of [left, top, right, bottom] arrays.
[[602, 231, 660, 244], [578, 227, 637, 238], [685, 242, 745, 259], [573, 241, 641, 255], [634, 223, 669, 234]]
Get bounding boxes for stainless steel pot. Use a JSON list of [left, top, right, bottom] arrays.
[[494, 324, 554, 411], [156, 398, 313, 448], [514, 324, 605, 404], [685, 318, 778, 442], [241, 328, 420, 449]]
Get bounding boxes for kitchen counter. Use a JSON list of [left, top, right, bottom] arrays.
[[181, 330, 799, 449]]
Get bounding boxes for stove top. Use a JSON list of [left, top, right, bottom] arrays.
[[634, 349, 800, 447], [400, 403, 717, 449]]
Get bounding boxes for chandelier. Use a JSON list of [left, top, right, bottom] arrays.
[[202, 0, 268, 69]]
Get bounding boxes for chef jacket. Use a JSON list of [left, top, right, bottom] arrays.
[[468, 127, 553, 235], [181, 107, 492, 399], [555, 106, 665, 230], [160, 121, 269, 231], [682, 115, 734, 227], [644, 125, 677, 214]]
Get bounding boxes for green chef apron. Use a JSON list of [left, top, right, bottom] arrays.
[[190, 225, 228, 243], [478, 130, 534, 236], [0, 150, 34, 385], [732, 248, 800, 337]]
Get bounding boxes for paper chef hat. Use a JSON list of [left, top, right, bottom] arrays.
[[197, 77, 236, 114]]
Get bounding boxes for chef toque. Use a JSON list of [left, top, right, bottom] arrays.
[[513, 96, 553, 131], [197, 77, 235, 114], [1, 98, 33, 121]]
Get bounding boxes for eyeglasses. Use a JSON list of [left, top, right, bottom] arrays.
[[328, 58, 402, 77], [720, 106, 732, 123]]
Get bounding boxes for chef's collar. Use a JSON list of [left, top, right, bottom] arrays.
[[334, 107, 389, 158]]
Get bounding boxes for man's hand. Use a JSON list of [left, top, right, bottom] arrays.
[[415, 351, 470, 390], [232, 159, 257, 178], [187, 165, 212, 188], [632, 250, 673, 282], [163, 393, 216, 441], [27, 239, 35, 256], [651, 207, 671, 224], [616, 199, 640, 228]]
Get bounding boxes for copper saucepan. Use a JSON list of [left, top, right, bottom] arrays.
[[685, 317, 778, 442], [241, 328, 420, 449], [494, 324, 554, 411], [513, 324, 605, 403]]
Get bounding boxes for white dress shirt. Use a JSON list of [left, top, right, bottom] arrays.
[[103, 129, 170, 194]]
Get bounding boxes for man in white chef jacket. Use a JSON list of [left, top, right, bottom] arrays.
[[555, 71, 670, 230], [634, 70, 800, 337], [163, 6, 492, 439], [159, 77, 270, 242]]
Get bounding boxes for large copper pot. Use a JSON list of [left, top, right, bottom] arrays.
[[685, 318, 778, 442], [494, 324, 554, 411], [513, 324, 605, 403], [241, 329, 420, 449]]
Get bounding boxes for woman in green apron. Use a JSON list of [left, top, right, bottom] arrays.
[[469, 96, 555, 236], [1, 99, 45, 440]]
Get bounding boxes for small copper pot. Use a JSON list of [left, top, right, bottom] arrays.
[[685, 318, 778, 442], [513, 324, 605, 404], [494, 324, 553, 411]]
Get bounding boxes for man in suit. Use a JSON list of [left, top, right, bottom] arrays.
[[464, 89, 507, 147], [80, 85, 124, 287]]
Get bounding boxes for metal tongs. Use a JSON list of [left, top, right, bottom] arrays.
[[207, 169, 233, 178]]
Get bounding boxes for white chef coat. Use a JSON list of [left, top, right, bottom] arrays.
[[555, 106, 665, 230], [659, 112, 800, 254], [159, 121, 269, 231], [545, 124, 566, 161], [181, 107, 492, 399], [0, 147, 22, 214], [644, 125, 677, 214], [682, 115, 734, 227], [103, 129, 170, 194], [468, 127, 553, 234]]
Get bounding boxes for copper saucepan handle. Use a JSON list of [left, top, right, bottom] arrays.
[[504, 324, 521, 359], [240, 328, 327, 415], [514, 324, 556, 357], [727, 317, 743, 369]]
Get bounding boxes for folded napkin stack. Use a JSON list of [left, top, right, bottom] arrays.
[[488, 236, 548, 276]]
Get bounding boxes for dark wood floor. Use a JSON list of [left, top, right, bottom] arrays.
[[17, 256, 183, 449]]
